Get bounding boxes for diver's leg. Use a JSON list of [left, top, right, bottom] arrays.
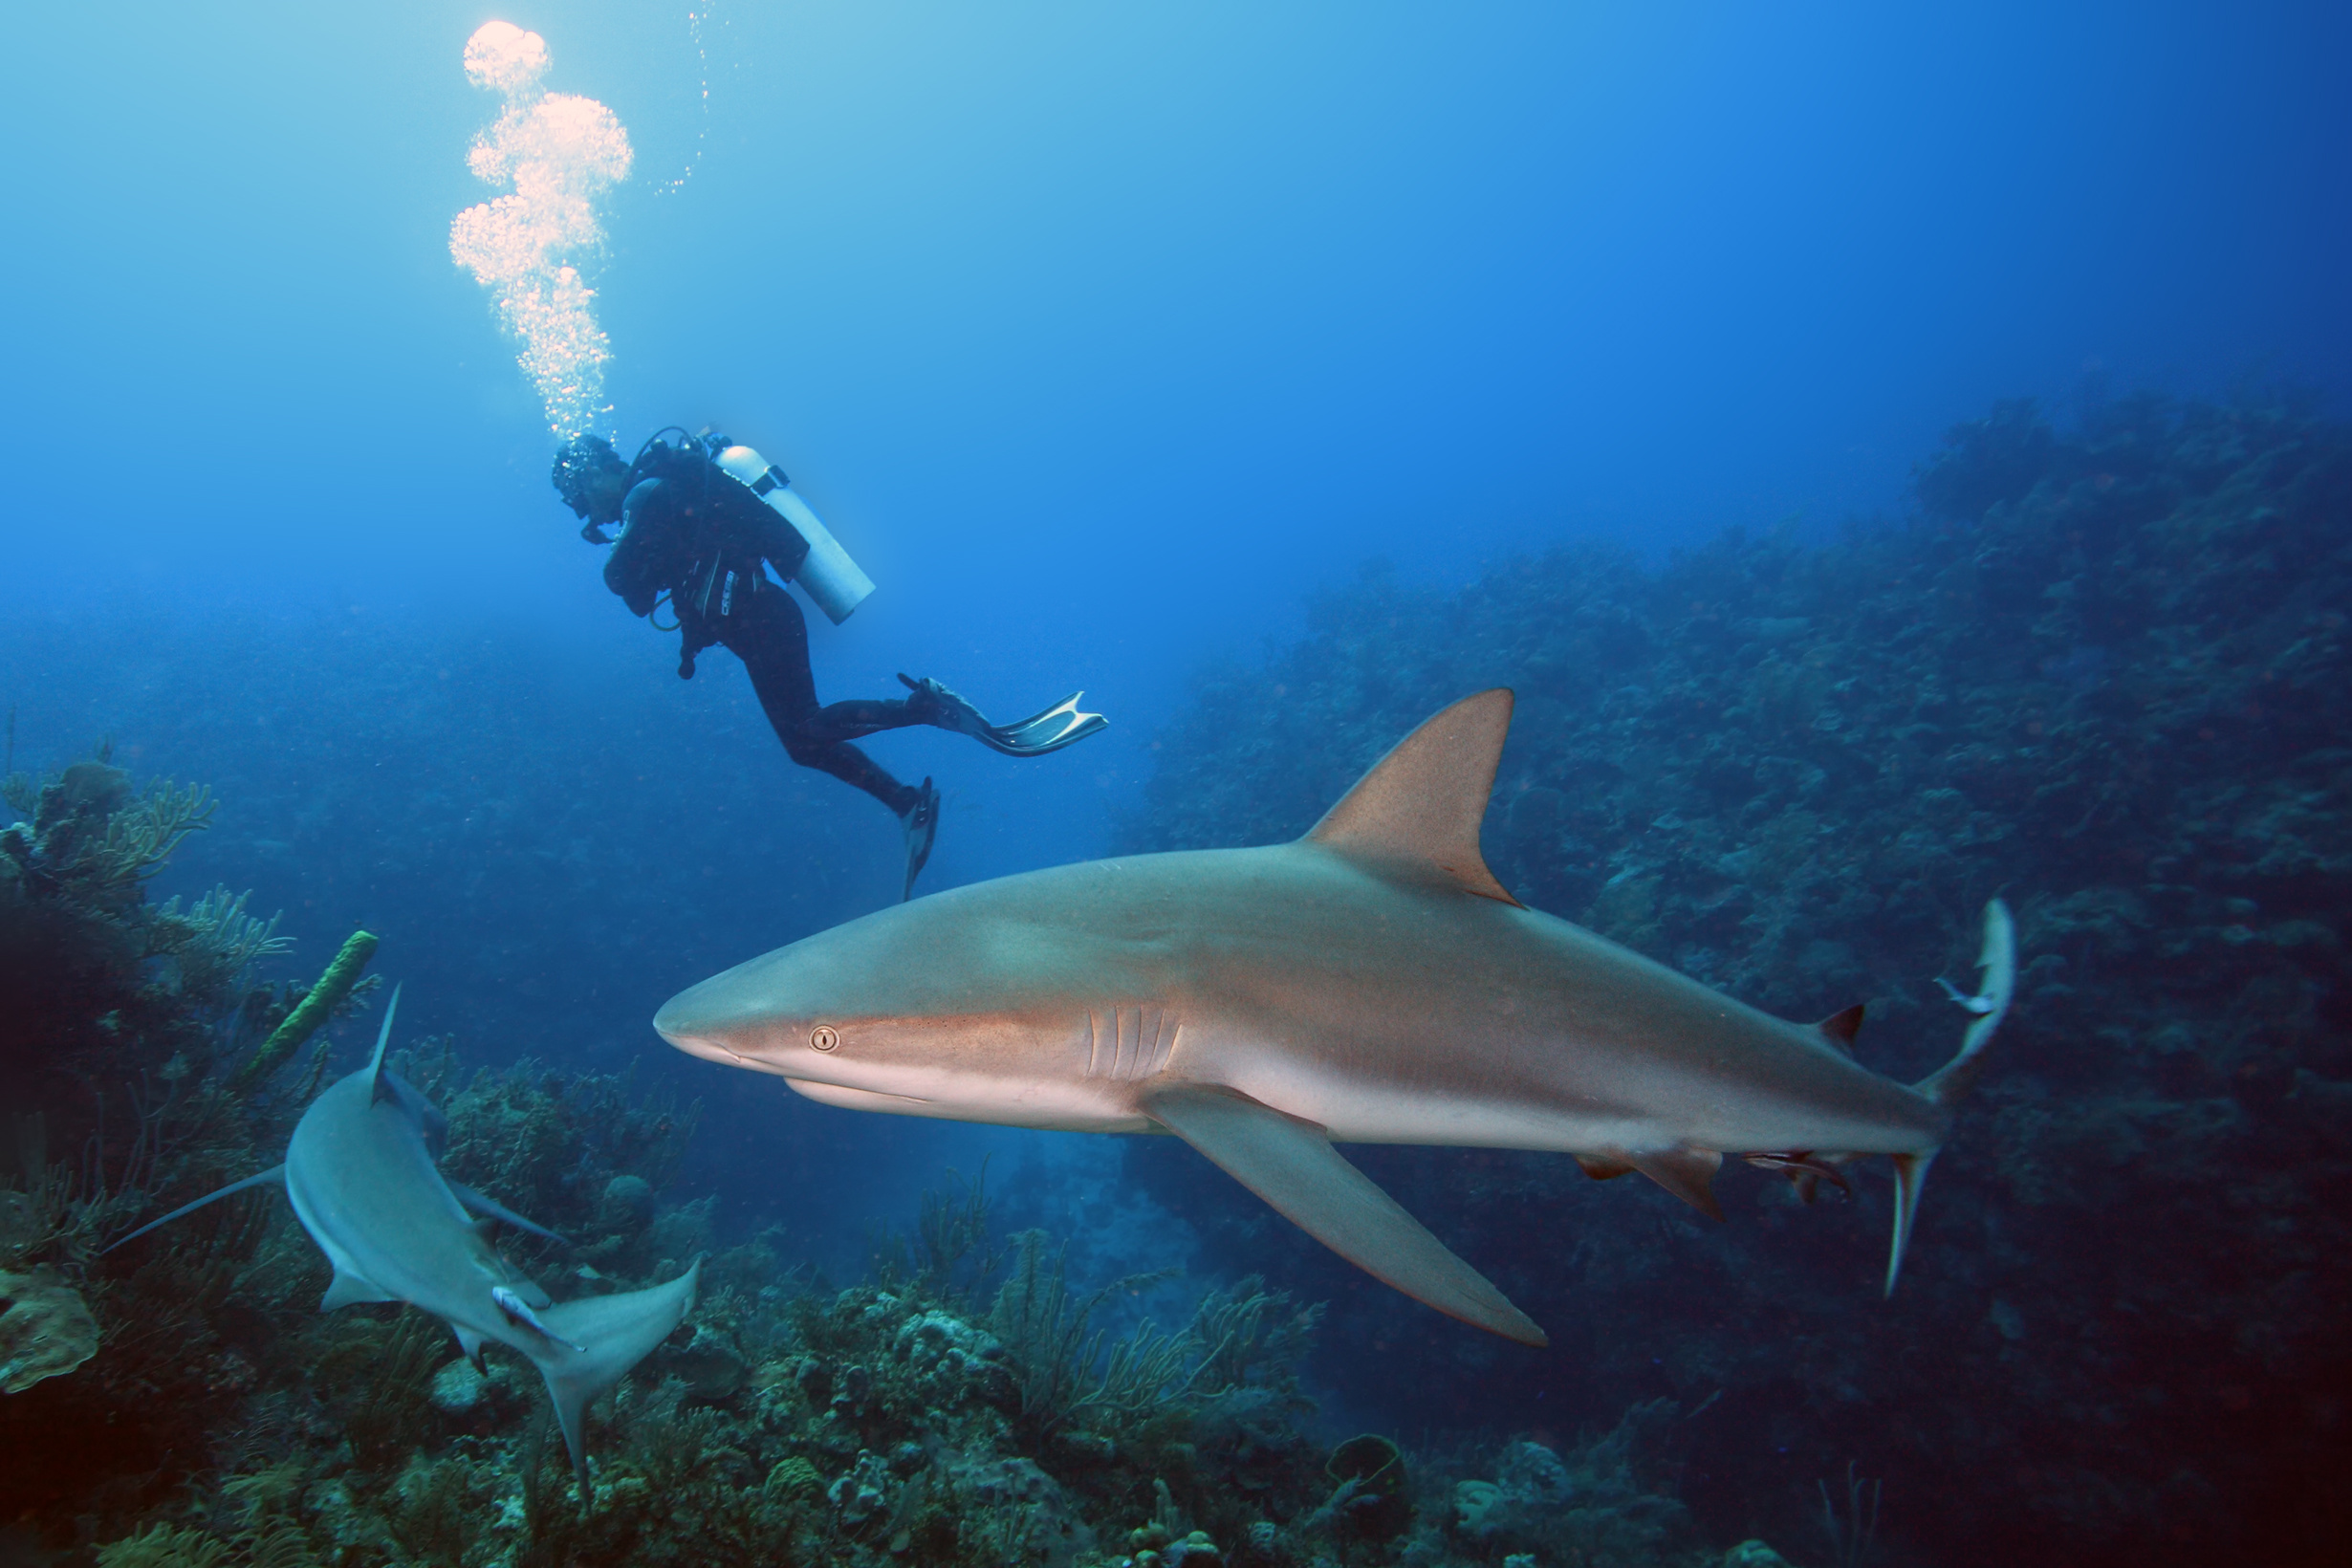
[[788, 670, 1109, 757], [723, 587, 916, 815]]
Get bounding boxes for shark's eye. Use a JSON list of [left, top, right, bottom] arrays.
[[811, 1026, 839, 1052]]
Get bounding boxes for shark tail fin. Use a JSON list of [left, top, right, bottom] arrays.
[[522, 1259, 702, 1493], [1884, 899, 2018, 1296], [102, 1165, 286, 1253], [366, 983, 403, 1105]]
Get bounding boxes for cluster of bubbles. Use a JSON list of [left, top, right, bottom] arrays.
[[448, 21, 633, 441]]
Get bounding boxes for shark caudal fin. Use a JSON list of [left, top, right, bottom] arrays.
[[519, 1260, 701, 1492], [1884, 899, 2017, 1296]]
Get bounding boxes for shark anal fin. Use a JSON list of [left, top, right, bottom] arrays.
[[1575, 1153, 1636, 1181], [1623, 1147, 1726, 1222], [1303, 689, 1524, 907], [321, 1268, 398, 1311], [1142, 1082, 1547, 1347], [1817, 1004, 1865, 1054]]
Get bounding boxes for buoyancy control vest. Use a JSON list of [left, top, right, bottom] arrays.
[[626, 430, 876, 627]]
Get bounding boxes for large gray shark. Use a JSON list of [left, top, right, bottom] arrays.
[[657, 690, 2014, 1346], [113, 989, 699, 1483]]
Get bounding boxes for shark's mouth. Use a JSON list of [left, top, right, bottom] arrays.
[[785, 1080, 933, 1111]]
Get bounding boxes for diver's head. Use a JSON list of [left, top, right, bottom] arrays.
[[551, 433, 630, 538]]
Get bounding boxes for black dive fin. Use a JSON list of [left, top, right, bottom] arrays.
[[978, 690, 1108, 756], [1142, 1081, 1547, 1346], [365, 982, 403, 1105], [900, 777, 940, 903], [103, 1165, 287, 1252], [899, 673, 1107, 757]]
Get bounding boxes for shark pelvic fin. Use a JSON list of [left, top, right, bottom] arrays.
[[1817, 1004, 1865, 1054], [1143, 1081, 1547, 1346], [321, 1267, 398, 1311], [456, 1325, 488, 1374], [1623, 1147, 1726, 1221], [365, 983, 404, 1105], [1575, 1153, 1637, 1181], [1305, 689, 1523, 906]]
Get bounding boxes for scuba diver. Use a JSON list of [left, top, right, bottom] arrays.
[[553, 427, 1106, 899]]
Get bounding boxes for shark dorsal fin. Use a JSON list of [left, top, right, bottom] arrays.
[[366, 982, 403, 1105], [1304, 689, 1522, 907]]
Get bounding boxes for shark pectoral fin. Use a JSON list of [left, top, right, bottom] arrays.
[[525, 1260, 703, 1488], [101, 1165, 286, 1253], [1623, 1148, 1726, 1221], [1142, 1083, 1547, 1347], [447, 1180, 571, 1247], [1303, 688, 1524, 907], [1575, 1154, 1636, 1181], [321, 1268, 398, 1311]]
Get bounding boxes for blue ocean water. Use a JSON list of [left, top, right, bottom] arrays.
[[3, 5, 2348, 1564]]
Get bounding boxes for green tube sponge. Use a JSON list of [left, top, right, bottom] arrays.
[[233, 929, 378, 1092]]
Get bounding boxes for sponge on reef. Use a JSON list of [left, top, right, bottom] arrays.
[[0, 1265, 99, 1394]]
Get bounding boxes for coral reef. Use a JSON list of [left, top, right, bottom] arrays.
[[1121, 391, 2352, 1563], [4, 751, 1798, 1567]]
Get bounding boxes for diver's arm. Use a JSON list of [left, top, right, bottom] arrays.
[[602, 477, 675, 617]]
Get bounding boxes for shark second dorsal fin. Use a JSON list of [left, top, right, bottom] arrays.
[[366, 983, 403, 1105], [1304, 689, 1522, 906]]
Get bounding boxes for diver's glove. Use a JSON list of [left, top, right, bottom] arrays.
[[898, 674, 1109, 757], [900, 776, 940, 903]]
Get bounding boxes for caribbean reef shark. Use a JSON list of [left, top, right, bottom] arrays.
[[114, 989, 699, 1483], [657, 690, 2014, 1346]]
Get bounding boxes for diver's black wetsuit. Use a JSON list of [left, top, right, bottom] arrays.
[[601, 436, 925, 815]]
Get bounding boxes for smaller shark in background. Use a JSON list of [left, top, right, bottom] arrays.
[[113, 989, 699, 1488], [656, 690, 2015, 1347]]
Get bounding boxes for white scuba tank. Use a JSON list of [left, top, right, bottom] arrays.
[[710, 444, 876, 624]]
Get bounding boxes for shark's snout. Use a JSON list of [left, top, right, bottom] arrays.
[[653, 990, 748, 1066], [654, 963, 819, 1074]]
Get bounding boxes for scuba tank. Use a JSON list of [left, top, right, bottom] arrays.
[[709, 444, 876, 625]]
